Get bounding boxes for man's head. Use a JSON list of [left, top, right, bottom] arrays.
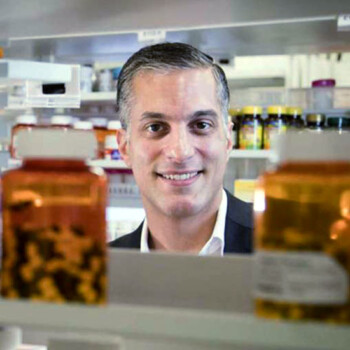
[[116, 43, 232, 221], [116, 42, 230, 130]]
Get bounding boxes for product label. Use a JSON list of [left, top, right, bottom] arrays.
[[239, 121, 262, 149], [254, 251, 348, 304], [263, 121, 287, 149]]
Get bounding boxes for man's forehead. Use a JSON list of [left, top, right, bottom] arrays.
[[132, 67, 215, 85]]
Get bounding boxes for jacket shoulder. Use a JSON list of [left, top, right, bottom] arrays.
[[108, 223, 142, 249], [225, 189, 253, 229]]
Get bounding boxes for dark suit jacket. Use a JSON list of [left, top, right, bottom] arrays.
[[109, 189, 253, 253]]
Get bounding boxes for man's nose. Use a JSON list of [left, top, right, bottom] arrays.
[[163, 127, 195, 162]]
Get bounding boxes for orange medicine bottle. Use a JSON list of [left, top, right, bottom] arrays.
[[254, 132, 350, 323], [1, 129, 108, 304]]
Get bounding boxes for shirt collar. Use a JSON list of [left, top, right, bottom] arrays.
[[140, 189, 227, 256]]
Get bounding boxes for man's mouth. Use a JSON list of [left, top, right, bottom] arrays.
[[156, 171, 203, 181]]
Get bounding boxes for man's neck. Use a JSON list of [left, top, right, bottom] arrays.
[[144, 193, 223, 253], [147, 212, 218, 253]]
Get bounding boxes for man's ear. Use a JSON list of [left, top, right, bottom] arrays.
[[117, 128, 132, 167]]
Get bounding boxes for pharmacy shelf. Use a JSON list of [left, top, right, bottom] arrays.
[[230, 150, 272, 159], [0, 299, 349, 350], [7, 159, 130, 170], [0, 60, 72, 84], [88, 159, 129, 169], [81, 92, 116, 102]]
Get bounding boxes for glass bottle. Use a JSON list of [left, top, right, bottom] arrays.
[[306, 114, 325, 131], [287, 107, 304, 129], [327, 117, 350, 134], [239, 106, 263, 150], [264, 106, 288, 150], [1, 129, 107, 304], [229, 108, 242, 149], [254, 132, 350, 323]]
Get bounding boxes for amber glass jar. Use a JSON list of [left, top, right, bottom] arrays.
[[11, 114, 38, 158], [1, 129, 107, 304], [254, 132, 350, 323], [239, 106, 263, 150], [287, 107, 304, 129]]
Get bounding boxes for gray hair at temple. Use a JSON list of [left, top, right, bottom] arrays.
[[116, 42, 230, 130]]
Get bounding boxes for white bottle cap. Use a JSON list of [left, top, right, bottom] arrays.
[[16, 129, 97, 159], [107, 120, 122, 130], [51, 115, 73, 126], [271, 131, 350, 164], [104, 135, 118, 149], [74, 120, 93, 130], [16, 114, 37, 125], [91, 118, 107, 128]]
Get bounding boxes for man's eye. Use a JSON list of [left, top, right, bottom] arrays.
[[194, 121, 211, 130], [146, 123, 164, 133]]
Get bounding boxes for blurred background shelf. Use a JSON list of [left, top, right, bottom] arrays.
[[81, 92, 116, 103]]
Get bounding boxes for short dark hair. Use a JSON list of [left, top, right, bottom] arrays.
[[116, 42, 230, 129]]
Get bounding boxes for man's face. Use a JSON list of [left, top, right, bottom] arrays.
[[118, 68, 232, 219]]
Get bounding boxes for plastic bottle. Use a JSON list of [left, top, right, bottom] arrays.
[[73, 120, 93, 131], [11, 114, 37, 158], [312, 79, 336, 110], [1, 129, 107, 304], [239, 106, 263, 150], [51, 115, 73, 129], [254, 132, 350, 323], [104, 135, 121, 160], [91, 118, 108, 159], [264, 106, 288, 150]]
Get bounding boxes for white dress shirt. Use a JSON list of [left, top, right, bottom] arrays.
[[140, 189, 228, 256]]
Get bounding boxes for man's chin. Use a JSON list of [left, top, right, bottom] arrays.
[[164, 200, 200, 218]]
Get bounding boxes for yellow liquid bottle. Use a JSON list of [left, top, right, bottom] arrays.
[[254, 132, 350, 323]]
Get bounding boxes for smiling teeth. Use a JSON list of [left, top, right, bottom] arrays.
[[163, 172, 198, 180]]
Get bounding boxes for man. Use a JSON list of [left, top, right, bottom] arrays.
[[109, 42, 253, 255]]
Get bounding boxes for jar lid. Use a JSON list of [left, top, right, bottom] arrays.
[[16, 129, 97, 159], [51, 115, 73, 126], [306, 114, 325, 123], [267, 106, 287, 115], [16, 114, 37, 125], [228, 108, 242, 116], [90, 118, 107, 128], [271, 132, 350, 163], [286, 107, 302, 116], [74, 120, 93, 130], [312, 79, 336, 87], [327, 117, 350, 128], [242, 106, 262, 115], [107, 120, 122, 130]]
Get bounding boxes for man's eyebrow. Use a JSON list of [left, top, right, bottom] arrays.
[[140, 112, 166, 121], [140, 109, 219, 121], [190, 109, 218, 119]]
